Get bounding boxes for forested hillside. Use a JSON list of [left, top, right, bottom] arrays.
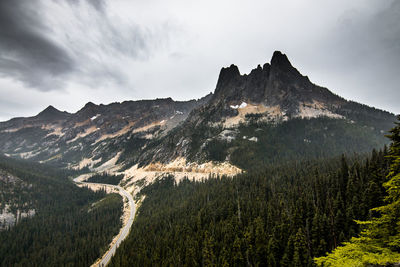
[[315, 116, 400, 266], [110, 149, 390, 266], [0, 157, 123, 266], [87, 172, 124, 185], [211, 117, 388, 169]]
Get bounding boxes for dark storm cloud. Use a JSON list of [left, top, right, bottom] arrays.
[[326, 1, 400, 69], [0, 0, 161, 92], [322, 0, 400, 113], [0, 0, 75, 90], [370, 1, 400, 65]]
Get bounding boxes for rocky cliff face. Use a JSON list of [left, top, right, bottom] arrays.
[[211, 51, 344, 119]]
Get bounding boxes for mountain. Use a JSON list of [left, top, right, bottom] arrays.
[[133, 51, 395, 172], [212, 51, 343, 115], [0, 95, 211, 170], [0, 51, 396, 189], [0, 105, 71, 131], [35, 105, 71, 121]]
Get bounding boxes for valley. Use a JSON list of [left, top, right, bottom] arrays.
[[0, 157, 124, 266], [73, 176, 135, 267]]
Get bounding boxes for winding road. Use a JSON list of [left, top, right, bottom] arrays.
[[73, 176, 136, 267]]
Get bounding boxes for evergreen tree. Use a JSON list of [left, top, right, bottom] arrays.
[[315, 115, 400, 266]]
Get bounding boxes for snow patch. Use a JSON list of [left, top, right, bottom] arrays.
[[230, 102, 247, 109], [243, 136, 258, 142], [91, 114, 101, 121]]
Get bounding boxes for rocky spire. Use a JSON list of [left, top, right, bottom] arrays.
[[215, 64, 241, 93], [271, 51, 292, 68], [270, 50, 302, 78]]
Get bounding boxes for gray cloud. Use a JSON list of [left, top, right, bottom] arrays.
[[0, 0, 159, 91], [323, 1, 400, 69], [0, 0, 75, 90], [65, 0, 106, 12], [0, 0, 399, 121], [310, 0, 400, 114]]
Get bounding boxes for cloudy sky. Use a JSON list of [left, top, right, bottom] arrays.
[[0, 0, 399, 121]]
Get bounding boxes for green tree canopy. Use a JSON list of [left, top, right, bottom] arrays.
[[315, 115, 400, 266]]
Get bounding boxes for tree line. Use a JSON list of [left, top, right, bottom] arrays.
[[0, 157, 124, 266]]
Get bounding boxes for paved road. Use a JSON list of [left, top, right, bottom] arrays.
[[73, 177, 135, 267]]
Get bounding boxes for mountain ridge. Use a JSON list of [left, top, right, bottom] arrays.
[[130, 51, 395, 172], [0, 51, 396, 190]]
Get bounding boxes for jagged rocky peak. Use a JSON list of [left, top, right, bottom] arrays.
[[37, 105, 59, 115], [214, 64, 241, 95], [35, 105, 70, 121], [270, 51, 295, 71], [77, 102, 100, 113], [82, 101, 97, 109], [211, 51, 344, 116]]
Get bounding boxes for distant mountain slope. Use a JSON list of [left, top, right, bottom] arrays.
[[0, 156, 123, 266], [0, 95, 211, 169], [0, 51, 396, 182]]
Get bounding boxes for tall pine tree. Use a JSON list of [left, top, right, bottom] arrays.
[[315, 115, 400, 266]]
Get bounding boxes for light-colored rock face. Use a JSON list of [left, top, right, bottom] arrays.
[[94, 152, 123, 173], [43, 125, 64, 137], [73, 155, 241, 197], [120, 158, 242, 195], [72, 157, 102, 170], [223, 100, 343, 128], [296, 101, 343, 119], [67, 126, 99, 144], [225, 103, 277, 127], [132, 120, 165, 134], [0, 206, 35, 230], [0, 170, 36, 230]]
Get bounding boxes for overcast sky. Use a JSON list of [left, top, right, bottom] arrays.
[[0, 0, 399, 121]]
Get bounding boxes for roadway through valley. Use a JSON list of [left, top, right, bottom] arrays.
[[73, 176, 136, 267]]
